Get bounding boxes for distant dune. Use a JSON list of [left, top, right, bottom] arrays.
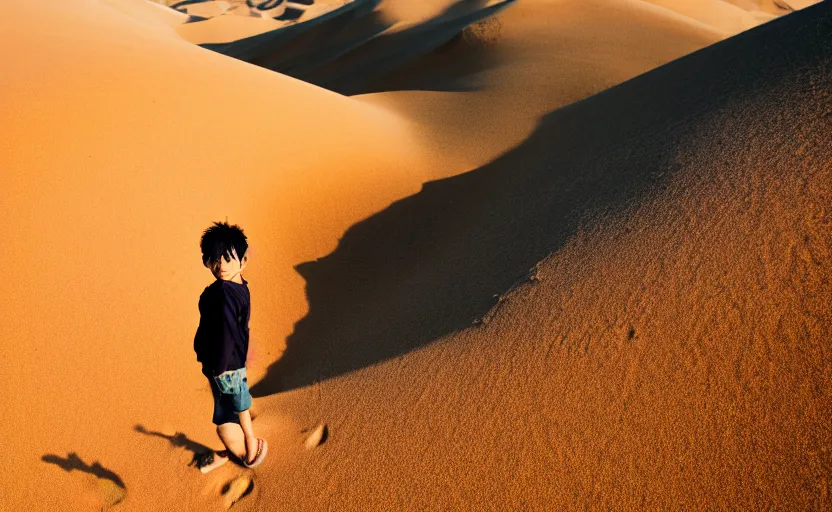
[[356, 0, 728, 173], [147, 0, 815, 94], [1, 0, 828, 510]]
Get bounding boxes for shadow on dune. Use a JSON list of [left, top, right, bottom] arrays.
[[347, 20, 505, 95], [196, 0, 515, 94], [249, 3, 832, 397], [198, 0, 384, 61], [42, 453, 126, 490], [307, 0, 513, 94]]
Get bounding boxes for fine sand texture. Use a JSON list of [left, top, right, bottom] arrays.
[[1, 0, 829, 510]]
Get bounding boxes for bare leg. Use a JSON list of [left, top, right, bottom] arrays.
[[217, 422, 248, 462], [238, 410, 259, 464]]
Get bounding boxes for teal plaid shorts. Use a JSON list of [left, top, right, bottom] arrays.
[[209, 367, 252, 424]]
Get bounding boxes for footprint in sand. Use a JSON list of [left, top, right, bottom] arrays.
[[96, 477, 128, 510], [77, 473, 126, 510], [222, 474, 254, 510], [303, 424, 328, 449]]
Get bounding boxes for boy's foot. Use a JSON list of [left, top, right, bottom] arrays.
[[244, 438, 268, 468], [244, 436, 259, 464], [194, 450, 230, 474]]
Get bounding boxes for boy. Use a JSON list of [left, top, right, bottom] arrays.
[[192, 221, 267, 473]]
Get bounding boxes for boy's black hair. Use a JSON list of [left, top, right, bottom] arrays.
[[200, 221, 248, 268]]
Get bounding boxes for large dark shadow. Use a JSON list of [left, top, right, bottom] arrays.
[[345, 22, 505, 95], [248, 3, 832, 397], [42, 453, 126, 490], [301, 0, 515, 93]]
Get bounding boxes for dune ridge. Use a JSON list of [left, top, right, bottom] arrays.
[[145, 0, 818, 95]]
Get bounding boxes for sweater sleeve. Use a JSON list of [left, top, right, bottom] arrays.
[[193, 295, 206, 364], [213, 291, 238, 376]]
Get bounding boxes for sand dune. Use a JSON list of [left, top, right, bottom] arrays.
[[156, 0, 814, 93], [354, 0, 820, 170], [179, 0, 519, 91], [259, 3, 832, 508], [642, 0, 768, 33], [1, 0, 829, 510], [0, 0, 431, 508], [149, 0, 818, 171], [357, 0, 727, 173]]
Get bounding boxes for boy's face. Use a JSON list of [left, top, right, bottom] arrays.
[[206, 249, 247, 281]]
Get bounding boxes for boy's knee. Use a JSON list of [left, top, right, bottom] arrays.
[[216, 422, 242, 435]]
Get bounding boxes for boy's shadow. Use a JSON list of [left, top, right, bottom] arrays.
[[134, 424, 212, 462], [41, 452, 126, 489]]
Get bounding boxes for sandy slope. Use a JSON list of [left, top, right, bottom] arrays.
[[258, 3, 831, 509], [0, 0, 430, 509], [1, 0, 829, 510]]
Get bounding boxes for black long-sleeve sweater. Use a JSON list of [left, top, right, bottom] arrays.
[[193, 277, 250, 378]]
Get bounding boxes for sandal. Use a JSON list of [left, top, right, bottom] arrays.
[[243, 438, 268, 468]]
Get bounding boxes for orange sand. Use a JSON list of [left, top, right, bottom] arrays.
[[0, 0, 828, 510]]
